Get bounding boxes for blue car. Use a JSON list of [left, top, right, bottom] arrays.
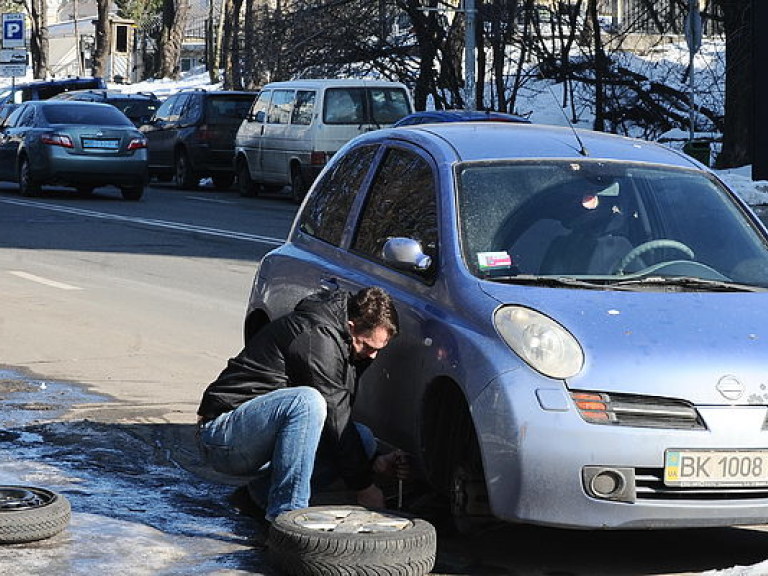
[[245, 122, 768, 530], [393, 109, 530, 127]]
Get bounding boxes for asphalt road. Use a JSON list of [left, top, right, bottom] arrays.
[[3, 181, 768, 576]]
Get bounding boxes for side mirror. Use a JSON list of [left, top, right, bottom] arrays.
[[382, 237, 432, 272], [255, 110, 265, 123]]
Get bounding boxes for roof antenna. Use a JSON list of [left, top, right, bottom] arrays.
[[548, 86, 589, 157]]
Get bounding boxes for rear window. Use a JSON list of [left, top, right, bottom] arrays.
[[42, 103, 133, 126], [205, 95, 257, 123], [323, 87, 411, 125]]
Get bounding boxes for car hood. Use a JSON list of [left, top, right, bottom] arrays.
[[480, 282, 768, 405]]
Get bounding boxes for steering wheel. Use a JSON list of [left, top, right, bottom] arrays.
[[613, 239, 695, 275]]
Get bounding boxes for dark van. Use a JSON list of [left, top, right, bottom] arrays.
[[0, 77, 107, 106]]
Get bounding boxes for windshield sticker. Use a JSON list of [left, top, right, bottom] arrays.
[[478, 251, 512, 271]]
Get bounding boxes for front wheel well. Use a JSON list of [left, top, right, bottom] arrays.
[[421, 378, 478, 493]]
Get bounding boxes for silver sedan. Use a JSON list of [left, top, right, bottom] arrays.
[[0, 100, 148, 200]]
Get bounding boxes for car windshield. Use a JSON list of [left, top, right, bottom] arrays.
[[457, 160, 768, 288], [42, 103, 133, 126]]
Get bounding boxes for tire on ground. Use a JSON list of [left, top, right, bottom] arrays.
[[268, 505, 436, 576], [0, 485, 71, 543]]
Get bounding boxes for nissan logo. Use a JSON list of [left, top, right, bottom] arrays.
[[716, 375, 744, 401]]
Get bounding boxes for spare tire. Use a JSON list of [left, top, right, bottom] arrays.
[[0, 485, 71, 543], [268, 506, 436, 576]]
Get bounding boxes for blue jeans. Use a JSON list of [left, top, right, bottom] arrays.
[[198, 386, 376, 521]]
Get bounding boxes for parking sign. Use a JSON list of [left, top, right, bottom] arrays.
[[2, 13, 25, 49]]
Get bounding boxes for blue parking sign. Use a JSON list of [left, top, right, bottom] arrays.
[[2, 13, 25, 48]]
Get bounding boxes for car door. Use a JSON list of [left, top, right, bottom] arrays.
[[260, 89, 295, 183], [343, 144, 441, 458], [271, 140, 440, 457], [142, 93, 187, 169], [0, 104, 24, 181], [0, 104, 33, 181]]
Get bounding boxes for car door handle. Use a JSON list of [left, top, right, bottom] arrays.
[[320, 277, 339, 293]]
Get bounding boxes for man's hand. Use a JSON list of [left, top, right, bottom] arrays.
[[372, 450, 410, 480], [356, 483, 385, 508]]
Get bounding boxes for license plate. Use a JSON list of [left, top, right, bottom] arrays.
[[664, 449, 768, 487], [82, 138, 119, 150]]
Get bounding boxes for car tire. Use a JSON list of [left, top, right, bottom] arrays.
[[237, 162, 258, 197], [18, 157, 41, 197], [449, 426, 494, 535], [268, 506, 436, 576], [290, 165, 308, 204], [212, 173, 235, 190], [175, 149, 198, 190], [121, 182, 144, 201], [0, 485, 71, 544], [76, 185, 95, 196]]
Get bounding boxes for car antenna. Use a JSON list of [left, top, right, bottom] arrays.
[[548, 86, 589, 157]]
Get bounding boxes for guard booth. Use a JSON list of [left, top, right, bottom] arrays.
[[48, 17, 136, 83]]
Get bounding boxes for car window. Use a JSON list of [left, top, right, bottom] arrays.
[[181, 94, 202, 124], [11, 105, 34, 127], [291, 90, 315, 125], [268, 90, 294, 125], [369, 88, 411, 124], [324, 88, 365, 124], [166, 94, 189, 123], [112, 99, 159, 122], [351, 147, 438, 278], [250, 90, 271, 123], [42, 103, 132, 126], [152, 95, 176, 122], [206, 95, 256, 123], [297, 144, 379, 246]]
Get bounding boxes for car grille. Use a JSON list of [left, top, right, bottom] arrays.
[[635, 467, 768, 500], [570, 391, 706, 430]]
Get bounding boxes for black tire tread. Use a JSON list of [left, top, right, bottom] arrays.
[[268, 506, 436, 576]]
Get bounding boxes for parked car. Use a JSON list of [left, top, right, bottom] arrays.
[[234, 79, 413, 202], [0, 100, 148, 200], [244, 122, 768, 531], [393, 109, 531, 127], [51, 89, 161, 127], [0, 77, 106, 106], [0, 77, 108, 131], [140, 89, 257, 190]]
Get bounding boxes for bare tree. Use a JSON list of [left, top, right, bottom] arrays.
[[92, 0, 111, 79], [23, 0, 48, 78], [715, 0, 751, 168], [159, 0, 189, 79]]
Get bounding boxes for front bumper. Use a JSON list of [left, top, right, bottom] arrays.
[[475, 371, 768, 529]]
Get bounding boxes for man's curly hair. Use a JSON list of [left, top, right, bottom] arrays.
[[348, 286, 399, 337]]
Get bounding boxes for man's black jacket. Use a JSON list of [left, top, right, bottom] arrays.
[[197, 290, 373, 490]]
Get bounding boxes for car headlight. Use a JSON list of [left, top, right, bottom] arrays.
[[494, 306, 583, 379]]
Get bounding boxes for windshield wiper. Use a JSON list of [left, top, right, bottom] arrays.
[[484, 274, 610, 289], [611, 276, 765, 292]]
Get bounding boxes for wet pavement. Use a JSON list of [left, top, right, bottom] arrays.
[[6, 357, 768, 576], [0, 368, 273, 576]]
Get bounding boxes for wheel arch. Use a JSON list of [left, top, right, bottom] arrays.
[[420, 376, 479, 492]]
